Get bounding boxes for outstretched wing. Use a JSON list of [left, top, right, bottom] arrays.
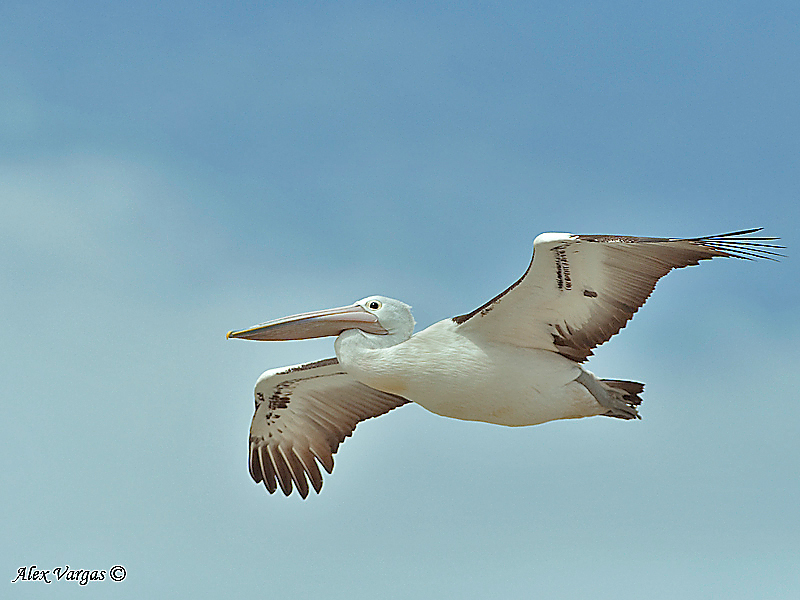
[[248, 358, 410, 498], [453, 229, 781, 362]]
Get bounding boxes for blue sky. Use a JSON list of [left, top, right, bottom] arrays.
[[2, 2, 799, 598]]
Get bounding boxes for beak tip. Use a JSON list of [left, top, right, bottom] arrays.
[[226, 330, 234, 339]]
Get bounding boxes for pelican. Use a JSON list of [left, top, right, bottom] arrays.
[[228, 229, 780, 498]]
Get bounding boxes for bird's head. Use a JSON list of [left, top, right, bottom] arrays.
[[227, 295, 415, 344]]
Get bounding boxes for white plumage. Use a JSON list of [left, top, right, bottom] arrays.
[[228, 229, 780, 497]]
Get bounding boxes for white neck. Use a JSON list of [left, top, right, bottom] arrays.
[[333, 327, 414, 394], [334, 327, 410, 355]]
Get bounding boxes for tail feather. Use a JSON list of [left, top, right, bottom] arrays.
[[601, 379, 645, 407]]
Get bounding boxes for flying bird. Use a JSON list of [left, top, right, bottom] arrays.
[[228, 228, 781, 498]]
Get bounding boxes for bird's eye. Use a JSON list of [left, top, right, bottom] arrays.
[[368, 300, 382, 310]]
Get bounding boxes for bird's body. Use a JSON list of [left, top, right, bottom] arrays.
[[336, 319, 600, 426], [228, 229, 780, 497]]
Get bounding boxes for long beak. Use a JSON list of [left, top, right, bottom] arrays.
[[227, 304, 389, 341]]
